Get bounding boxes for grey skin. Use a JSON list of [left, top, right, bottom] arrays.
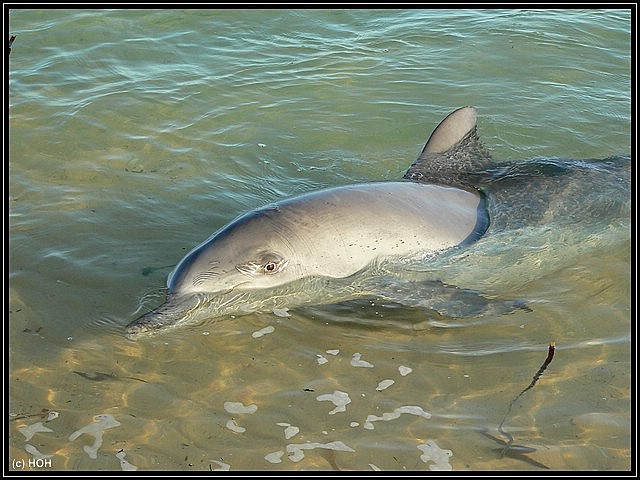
[[125, 107, 629, 338]]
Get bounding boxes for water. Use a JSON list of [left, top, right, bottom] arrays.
[[8, 9, 631, 472]]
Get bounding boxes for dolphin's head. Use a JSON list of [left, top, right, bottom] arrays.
[[125, 206, 310, 338], [169, 206, 304, 296]]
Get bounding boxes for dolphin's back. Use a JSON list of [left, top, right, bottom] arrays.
[[475, 156, 631, 231], [273, 182, 488, 270], [403, 107, 630, 232]]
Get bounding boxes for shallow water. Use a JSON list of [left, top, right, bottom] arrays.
[[8, 9, 631, 472]]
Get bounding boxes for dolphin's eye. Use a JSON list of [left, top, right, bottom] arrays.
[[259, 258, 288, 275], [263, 261, 278, 274], [237, 256, 287, 277]]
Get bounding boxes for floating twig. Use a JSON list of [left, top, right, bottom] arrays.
[[498, 341, 555, 455]]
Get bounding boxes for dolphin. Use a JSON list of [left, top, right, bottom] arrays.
[[125, 107, 630, 338]]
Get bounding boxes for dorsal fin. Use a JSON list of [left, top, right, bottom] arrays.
[[404, 106, 494, 189], [423, 106, 478, 154]]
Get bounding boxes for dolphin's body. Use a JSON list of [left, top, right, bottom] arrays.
[[125, 107, 630, 337]]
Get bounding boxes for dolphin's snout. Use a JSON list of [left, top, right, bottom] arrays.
[[124, 322, 147, 339], [125, 294, 202, 339], [124, 310, 170, 339]]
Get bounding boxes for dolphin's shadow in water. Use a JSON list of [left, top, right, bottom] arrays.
[[296, 278, 531, 332]]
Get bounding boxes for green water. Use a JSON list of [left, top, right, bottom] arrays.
[[8, 9, 631, 472]]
